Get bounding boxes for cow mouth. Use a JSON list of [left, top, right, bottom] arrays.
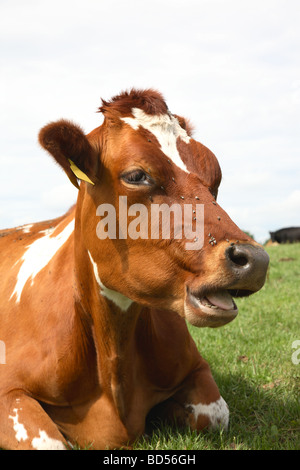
[[185, 288, 238, 327]]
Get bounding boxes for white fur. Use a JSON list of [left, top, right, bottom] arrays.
[[21, 224, 33, 233], [15, 223, 33, 233], [31, 430, 66, 450], [88, 251, 133, 311], [10, 220, 74, 303], [121, 108, 191, 173], [8, 408, 28, 442], [187, 396, 229, 430]]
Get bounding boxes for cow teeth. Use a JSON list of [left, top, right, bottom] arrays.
[[202, 298, 218, 308]]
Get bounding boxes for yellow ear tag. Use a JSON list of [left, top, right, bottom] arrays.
[[68, 159, 95, 185]]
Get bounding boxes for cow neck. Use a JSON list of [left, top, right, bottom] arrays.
[[74, 245, 142, 423], [90, 295, 142, 422]]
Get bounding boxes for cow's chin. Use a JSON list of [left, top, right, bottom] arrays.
[[184, 289, 238, 328]]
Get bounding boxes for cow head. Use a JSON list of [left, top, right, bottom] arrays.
[[39, 89, 269, 328]]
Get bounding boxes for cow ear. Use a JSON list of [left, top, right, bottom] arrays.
[[190, 140, 222, 195], [173, 114, 194, 137], [38, 120, 99, 189]]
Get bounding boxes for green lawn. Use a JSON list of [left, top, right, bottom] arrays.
[[135, 243, 300, 450]]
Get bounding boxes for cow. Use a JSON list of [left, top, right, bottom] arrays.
[[269, 227, 300, 244], [0, 89, 269, 450]]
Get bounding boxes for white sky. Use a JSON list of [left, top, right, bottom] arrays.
[[1, 0, 299, 242]]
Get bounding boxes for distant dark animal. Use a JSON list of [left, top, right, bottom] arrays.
[[270, 227, 300, 244]]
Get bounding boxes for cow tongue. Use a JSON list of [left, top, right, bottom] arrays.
[[205, 291, 234, 311]]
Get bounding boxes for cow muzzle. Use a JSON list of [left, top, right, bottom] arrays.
[[225, 243, 270, 293], [184, 243, 269, 328]]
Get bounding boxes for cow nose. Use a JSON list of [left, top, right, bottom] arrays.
[[225, 244, 269, 292]]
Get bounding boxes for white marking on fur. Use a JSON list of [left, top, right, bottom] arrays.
[[121, 108, 191, 173], [22, 224, 33, 233], [88, 251, 133, 311], [16, 223, 33, 233], [31, 430, 66, 450], [39, 227, 55, 236], [10, 220, 74, 303], [9, 408, 28, 442], [187, 396, 229, 430]]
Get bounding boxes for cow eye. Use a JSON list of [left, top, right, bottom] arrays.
[[121, 169, 151, 185]]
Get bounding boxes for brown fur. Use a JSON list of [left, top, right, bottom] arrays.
[[0, 89, 269, 449]]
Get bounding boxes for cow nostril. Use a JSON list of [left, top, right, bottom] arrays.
[[225, 243, 269, 292], [227, 246, 249, 267], [231, 254, 248, 267]]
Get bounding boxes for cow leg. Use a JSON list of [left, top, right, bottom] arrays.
[[181, 362, 229, 432], [0, 391, 68, 450], [148, 361, 229, 433], [43, 395, 135, 450]]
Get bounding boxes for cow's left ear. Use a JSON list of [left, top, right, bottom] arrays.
[[39, 120, 99, 189], [173, 114, 194, 137]]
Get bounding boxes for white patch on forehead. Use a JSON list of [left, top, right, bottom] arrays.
[[31, 430, 66, 450], [10, 220, 74, 303], [88, 251, 133, 312], [121, 108, 191, 173], [187, 396, 229, 430], [9, 408, 28, 442]]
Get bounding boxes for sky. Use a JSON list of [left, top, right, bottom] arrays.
[[1, 0, 299, 243]]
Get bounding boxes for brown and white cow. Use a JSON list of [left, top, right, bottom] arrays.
[[0, 89, 269, 450]]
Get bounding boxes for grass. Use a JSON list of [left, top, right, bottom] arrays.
[[133, 243, 300, 450]]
